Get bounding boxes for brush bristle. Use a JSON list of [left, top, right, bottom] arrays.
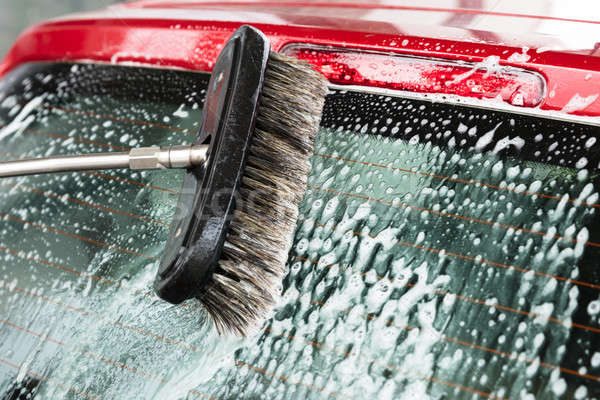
[[197, 52, 328, 335]]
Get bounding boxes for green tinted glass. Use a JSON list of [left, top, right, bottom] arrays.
[[0, 64, 599, 399]]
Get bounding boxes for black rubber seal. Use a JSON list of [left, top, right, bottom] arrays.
[[154, 25, 270, 303]]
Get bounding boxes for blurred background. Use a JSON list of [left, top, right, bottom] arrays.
[[0, 0, 121, 58]]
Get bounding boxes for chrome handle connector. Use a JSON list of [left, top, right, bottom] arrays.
[[0, 145, 209, 178]]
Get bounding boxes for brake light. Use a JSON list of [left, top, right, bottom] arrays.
[[282, 45, 545, 108]]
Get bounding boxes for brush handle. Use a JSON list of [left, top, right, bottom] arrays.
[[0, 145, 208, 177]]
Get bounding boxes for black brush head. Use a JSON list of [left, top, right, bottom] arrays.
[[154, 25, 328, 335]]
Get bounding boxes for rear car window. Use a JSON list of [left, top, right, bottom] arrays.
[[0, 63, 599, 399]]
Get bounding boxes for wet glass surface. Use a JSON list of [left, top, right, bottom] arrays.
[[0, 63, 599, 399]]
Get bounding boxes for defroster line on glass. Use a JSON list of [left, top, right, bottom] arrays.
[[291, 254, 600, 335], [314, 152, 600, 209], [0, 319, 217, 399], [0, 281, 350, 400], [308, 185, 600, 249], [0, 211, 159, 261]]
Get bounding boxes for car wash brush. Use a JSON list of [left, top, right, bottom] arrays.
[[0, 25, 328, 335]]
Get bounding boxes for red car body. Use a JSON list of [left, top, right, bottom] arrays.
[[1, 1, 599, 117]]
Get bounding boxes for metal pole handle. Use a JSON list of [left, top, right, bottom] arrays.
[[0, 145, 209, 178]]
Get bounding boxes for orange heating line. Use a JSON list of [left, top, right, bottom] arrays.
[[279, 258, 600, 383], [2, 190, 598, 337], [261, 325, 508, 400], [0, 181, 169, 226], [0, 319, 216, 399], [291, 254, 600, 335], [291, 229, 600, 381], [1, 203, 599, 379], [0, 165, 599, 332], [2, 120, 598, 284], [12, 102, 600, 210], [4, 268, 592, 399], [22, 128, 129, 151], [10, 125, 600, 249], [1, 233, 596, 389], [298, 208, 600, 292], [308, 184, 600, 249], [0, 227, 597, 394], [0, 281, 356, 400], [26, 103, 600, 209], [0, 278, 503, 400], [0, 212, 159, 261], [0, 244, 171, 305], [8, 107, 600, 239], [314, 153, 600, 208], [0, 132, 351, 399], [10, 123, 600, 249], [0, 112, 185, 195], [0, 228, 589, 396], [1, 121, 598, 301], [0, 122, 127, 152], [35, 103, 197, 135], [295, 216, 600, 327], [1, 106, 599, 391], [265, 309, 589, 394], [286, 267, 600, 383], [233, 361, 351, 399], [0, 265, 584, 400], [0, 357, 100, 400], [84, 170, 181, 194], [293, 268, 600, 383], [2, 220, 591, 349], [0, 227, 514, 397], [0, 152, 175, 233]]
